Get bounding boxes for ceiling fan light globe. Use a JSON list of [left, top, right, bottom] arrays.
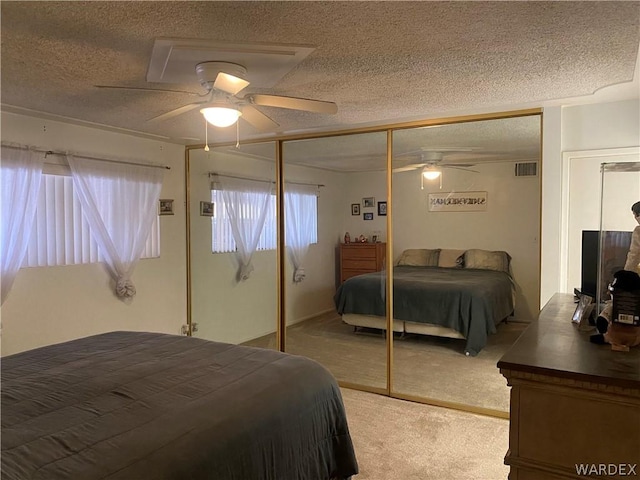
[[422, 170, 441, 180], [200, 107, 242, 127]]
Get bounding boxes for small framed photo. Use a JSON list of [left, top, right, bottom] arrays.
[[378, 201, 387, 216], [158, 199, 174, 216], [363, 212, 374, 221], [200, 201, 214, 217], [362, 197, 375, 208], [351, 203, 360, 216], [572, 294, 595, 331]]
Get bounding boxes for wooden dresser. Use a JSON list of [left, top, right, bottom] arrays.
[[339, 242, 386, 283], [498, 293, 640, 480]]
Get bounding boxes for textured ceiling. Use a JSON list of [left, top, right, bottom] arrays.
[[1, 1, 639, 169]]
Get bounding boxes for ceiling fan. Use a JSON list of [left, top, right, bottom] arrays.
[[95, 61, 337, 132], [393, 149, 481, 173], [392, 148, 484, 189]]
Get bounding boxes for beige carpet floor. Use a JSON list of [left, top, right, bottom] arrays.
[[341, 388, 510, 480], [245, 313, 527, 413]]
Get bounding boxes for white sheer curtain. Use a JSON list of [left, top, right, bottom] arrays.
[[67, 155, 164, 299], [285, 184, 318, 283], [218, 176, 272, 281], [1, 145, 44, 304]]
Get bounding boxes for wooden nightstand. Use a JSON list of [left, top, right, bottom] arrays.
[[339, 242, 386, 283]]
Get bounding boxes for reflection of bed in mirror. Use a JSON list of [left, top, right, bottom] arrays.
[[1, 331, 358, 480], [334, 249, 515, 356]]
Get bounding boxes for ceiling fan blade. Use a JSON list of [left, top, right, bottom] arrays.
[[213, 72, 250, 95], [392, 163, 427, 173], [147, 102, 206, 123], [240, 105, 280, 131], [445, 162, 477, 167], [246, 94, 338, 114], [94, 85, 204, 96], [443, 165, 480, 173]]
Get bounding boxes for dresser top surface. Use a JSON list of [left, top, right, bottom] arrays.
[[498, 293, 640, 388]]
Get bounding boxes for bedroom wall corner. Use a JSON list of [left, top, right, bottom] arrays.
[[0, 112, 187, 356]]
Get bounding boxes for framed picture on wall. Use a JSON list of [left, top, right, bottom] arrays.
[[158, 199, 174, 216], [351, 203, 360, 215], [200, 201, 214, 217], [363, 212, 374, 220], [378, 201, 387, 216], [362, 197, 375, 208]]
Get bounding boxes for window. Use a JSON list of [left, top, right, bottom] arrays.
[[23, 173, 160, 267], [211, 188, 317, 254]]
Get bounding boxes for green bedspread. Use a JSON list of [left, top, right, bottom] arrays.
[[334, 265, 514, 356]]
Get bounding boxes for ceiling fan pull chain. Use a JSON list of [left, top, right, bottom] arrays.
[[236, 120, 240, 148], [204, 117, 210, 152]]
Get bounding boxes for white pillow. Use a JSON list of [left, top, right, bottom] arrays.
[[438, 249, 465, 268], [397, 249, 440, 267], [464, 249, 511, 272]]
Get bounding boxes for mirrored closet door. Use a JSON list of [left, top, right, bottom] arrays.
[[188, 142, 278, 349], [282, 132, 389, 391], [185, 110, 542, 414], [390, 115, 542, 414]]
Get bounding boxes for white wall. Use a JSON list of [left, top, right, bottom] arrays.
[[561, 100, 640, 152], [392, 163, 540, 321], [5, 98, 637, 353], [1, 112, 187, 356], [540, 99, 640, 306], [341, 171, 388, 244]]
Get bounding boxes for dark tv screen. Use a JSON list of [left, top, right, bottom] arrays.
[[581, 230, 632, 301]]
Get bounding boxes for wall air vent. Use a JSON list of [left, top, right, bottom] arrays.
[[515, 162, 538, 177]]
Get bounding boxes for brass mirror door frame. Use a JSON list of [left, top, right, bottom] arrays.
[[184, 107, 542, 418]]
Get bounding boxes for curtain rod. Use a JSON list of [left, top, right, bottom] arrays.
[[2, 142, 171, 170], [1, 144, 170, 170], [43, 150, 171, 170], [209, 172, 324, 188]]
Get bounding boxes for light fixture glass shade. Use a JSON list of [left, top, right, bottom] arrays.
[[422, 168, 442, 180], [200, 106, 242, 127]]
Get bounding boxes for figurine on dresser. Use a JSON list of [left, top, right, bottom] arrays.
[[591, 269, 640, 351], [591, 202, 640, 351]]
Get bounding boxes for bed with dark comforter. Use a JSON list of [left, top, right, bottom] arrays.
[[334, 265, 514, 356], [1, 331, 358, 480]]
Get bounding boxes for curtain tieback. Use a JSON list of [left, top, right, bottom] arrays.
[[238, 263, 254, 282], [116, 277, 136, 298], [293, 267, 306, 283]]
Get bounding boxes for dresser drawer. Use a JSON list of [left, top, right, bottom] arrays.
[[339, 242, 386, 284], [343, 258, 377, 270], [341, 246, 376, 259]]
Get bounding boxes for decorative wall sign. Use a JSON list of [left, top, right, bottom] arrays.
[[427, 191, 488, 212]]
